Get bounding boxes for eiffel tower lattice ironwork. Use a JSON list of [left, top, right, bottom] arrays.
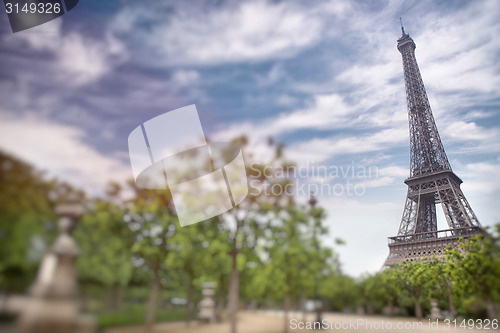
[[384, 23, 483, 266]]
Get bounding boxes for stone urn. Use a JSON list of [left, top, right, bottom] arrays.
[[198, 282, 216, 323]]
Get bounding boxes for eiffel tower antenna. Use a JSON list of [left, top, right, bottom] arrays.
[[384, 24, 483, 266], [399, 17, 405, 35]]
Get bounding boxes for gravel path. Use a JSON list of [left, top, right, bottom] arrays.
[[104, 311, 494, 333]]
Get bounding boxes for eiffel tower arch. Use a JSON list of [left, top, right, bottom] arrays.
[[384, 23, 483, 267]]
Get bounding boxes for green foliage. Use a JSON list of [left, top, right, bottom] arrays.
[[358, 273, 388, 314], [322, 274, 359, 312], [445, 226, 500, 319], [397, 260, 429, 297], [166, 220, 229, 285], [380, 268, 402, 303], [0, 152, 62, 291], [126, 186, 178, 271], [445, 230, 500, 299], [395, 260, 434, 318], [74, 199, 133, 287], [97, 303, 187, 328]]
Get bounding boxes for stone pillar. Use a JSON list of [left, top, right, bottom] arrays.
[[198, 282, 216, 323], [429, 298, 443, 320], [16, 204, 96, 333]]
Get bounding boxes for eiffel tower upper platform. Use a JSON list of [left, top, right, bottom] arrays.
[[384, 23, 484, 266]]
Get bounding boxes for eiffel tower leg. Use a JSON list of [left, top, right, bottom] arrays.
[[397, 190, 419, 237], [450, 182, 480, 227], [436, 177, 479, 230], [415, 195, 437, 235]]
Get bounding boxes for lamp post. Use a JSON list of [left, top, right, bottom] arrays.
[[308, 194, 323, 329]]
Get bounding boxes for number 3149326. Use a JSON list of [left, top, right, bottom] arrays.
[[5, 2, 61, 14]]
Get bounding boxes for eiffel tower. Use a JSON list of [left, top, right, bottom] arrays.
[[384, 22, 483, 266]]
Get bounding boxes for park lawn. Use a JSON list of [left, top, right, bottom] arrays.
[[97, 304, 188, 328]]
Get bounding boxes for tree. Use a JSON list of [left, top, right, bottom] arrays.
[[125, 183, 178, 333], [303, 197, 338, 305], [445, 226, 500, 320], [397, 260, 430, 319], [358, 273, 387, 315], [218, 136, 294, 333], [322, 274, 359, 313], [380, 267, 402, 315], [74, 195, 133, 310], [165, 219, 230, 325], [199, 228, 232, 322], [0, 152, 75, 292], [257, 203, 332, 333], [426, 259, 456, 317]]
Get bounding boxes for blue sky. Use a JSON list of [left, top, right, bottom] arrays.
[[0, 0, 499, 276]]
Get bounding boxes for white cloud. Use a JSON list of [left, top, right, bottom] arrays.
[[461, 162, 500, 195], [58, 33, 127, 86], [338, 62, 399, 88], [453, 161, 500, 227], [0, 113, 131, 196], [415, 1, 500, 95], [6, 19, 127, 86], [360, 176, 396, 188], [276, 94, 352, 129], [255, 64, 285, 87], [112, 1, 328, 66], [275, 94, 299, 107], [8, 18, 63, 51], [214, 93, 358, 142], [443, 121, 500, 142], [378, 165, 409, 178], [170, 69, 200, 87], [287, 127, 407, 164]]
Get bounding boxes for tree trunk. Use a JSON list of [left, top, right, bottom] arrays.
[[387, 299, 394, 316], [284, 291, 291, 333], [229, 249, 239, 333], [300, 289, 307, 322], [216, 278, 225, 322], [366, 300, 374, 315], [186, 282, 193, 326], [105, 286, 114, 310], [114, 284, 123, 310], [447, 286, 456, 317], [413, 294, 422, 320], [247, 298, 257, 311], [485, 294, 497, 320], [145, 268, 160, 333]]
